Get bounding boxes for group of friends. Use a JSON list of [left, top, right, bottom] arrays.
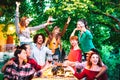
[[1, 1, 108, 80]]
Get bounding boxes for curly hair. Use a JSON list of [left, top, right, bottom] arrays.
[[33, 33, 45, 43]]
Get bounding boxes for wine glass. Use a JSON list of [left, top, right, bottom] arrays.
[[64, 55, 68, 61], [53, 55, 59, 62], [47, 56, 53, 64]]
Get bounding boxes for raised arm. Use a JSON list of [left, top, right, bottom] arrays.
[[44, 16, 54, 35], [70, 28, 77, 37], [44, 26, 50, 35], [15, 2, 20, 37], [60, 17, 71, 37], [29, 16, 53, 31]]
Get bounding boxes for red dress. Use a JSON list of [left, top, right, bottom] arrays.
[[74, 68, 108, 80], [68, 49, 82, 62]]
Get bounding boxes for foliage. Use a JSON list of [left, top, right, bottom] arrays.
[[100, 45, 120, 80], [3, 54, 10, 64], [0, 0, 120, 79]]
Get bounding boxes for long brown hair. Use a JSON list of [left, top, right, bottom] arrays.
[[47, 26, 61, 45], [19, 16, 28, 27], [87, 51, 102, 69]]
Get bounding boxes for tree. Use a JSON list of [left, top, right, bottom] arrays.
[[0, 0, 120, 79]]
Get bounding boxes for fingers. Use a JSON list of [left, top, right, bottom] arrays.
[[8, 60, 14, 64], [16, 1, 20, 6], [74, 28, 78, 31], [68, 16, 71, 21], [46, 16, 53, 25], [67, 16, 71, 24], [6, 60, 14, 66], [47, 16, 52, 22]]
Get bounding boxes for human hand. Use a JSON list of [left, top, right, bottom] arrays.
[[5, 60, 14, 66], [67, 66, 75, 74], [74, 28, 79, 31], [16, 2, 20, 12], [47, 16, 53, 25], [66, 16, 71, 24], [75, 62, 83, 69], [16, 1, 20, 7]]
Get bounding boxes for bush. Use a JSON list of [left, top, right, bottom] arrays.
[[100, 45, 120, 80]]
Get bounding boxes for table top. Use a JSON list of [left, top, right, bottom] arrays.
[[32, 77, 77, 80], [32, 64, 77, 80]]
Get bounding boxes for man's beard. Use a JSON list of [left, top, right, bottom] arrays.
[[37, 41, 43, 45]]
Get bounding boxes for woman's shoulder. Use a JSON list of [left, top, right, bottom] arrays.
[[72, 48, 82, 52], [84, 66, 102, 72], [84, 30, 91, 34]]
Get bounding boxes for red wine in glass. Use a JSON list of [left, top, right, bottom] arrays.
[[48, 60, 53, 63], [47, 56, 53, 63], [53, 55, 58, 62]]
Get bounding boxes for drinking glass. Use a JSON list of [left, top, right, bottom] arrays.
[[47, 56, 53, 64]]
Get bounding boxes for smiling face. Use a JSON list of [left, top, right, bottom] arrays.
[[70, 39, 78, 47], [53, 26, 60, 35], [90, 54, 99, 65], [25, 19, 30, 27], [77, 21, 85, 31], [37, 35, 44, 45], [18, 49, 27, 60], [70, 36, 78, 47]]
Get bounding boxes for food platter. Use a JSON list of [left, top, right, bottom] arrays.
[[32, 65, 77, 80]]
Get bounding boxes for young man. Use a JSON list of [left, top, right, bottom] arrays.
[[30, 33, 53, 67]]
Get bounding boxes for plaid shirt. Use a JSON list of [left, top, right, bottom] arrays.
[[10, 57, 41, 71], [4, 61, 35, 80]]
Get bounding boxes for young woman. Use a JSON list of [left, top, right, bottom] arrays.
[[71, 19, 95, 60], [68, 36, 82, 62], [68, 51, 108, 80], [15, 2, 52, 45], [4, 48, 35, 80], [44, 17, 71, 61]]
